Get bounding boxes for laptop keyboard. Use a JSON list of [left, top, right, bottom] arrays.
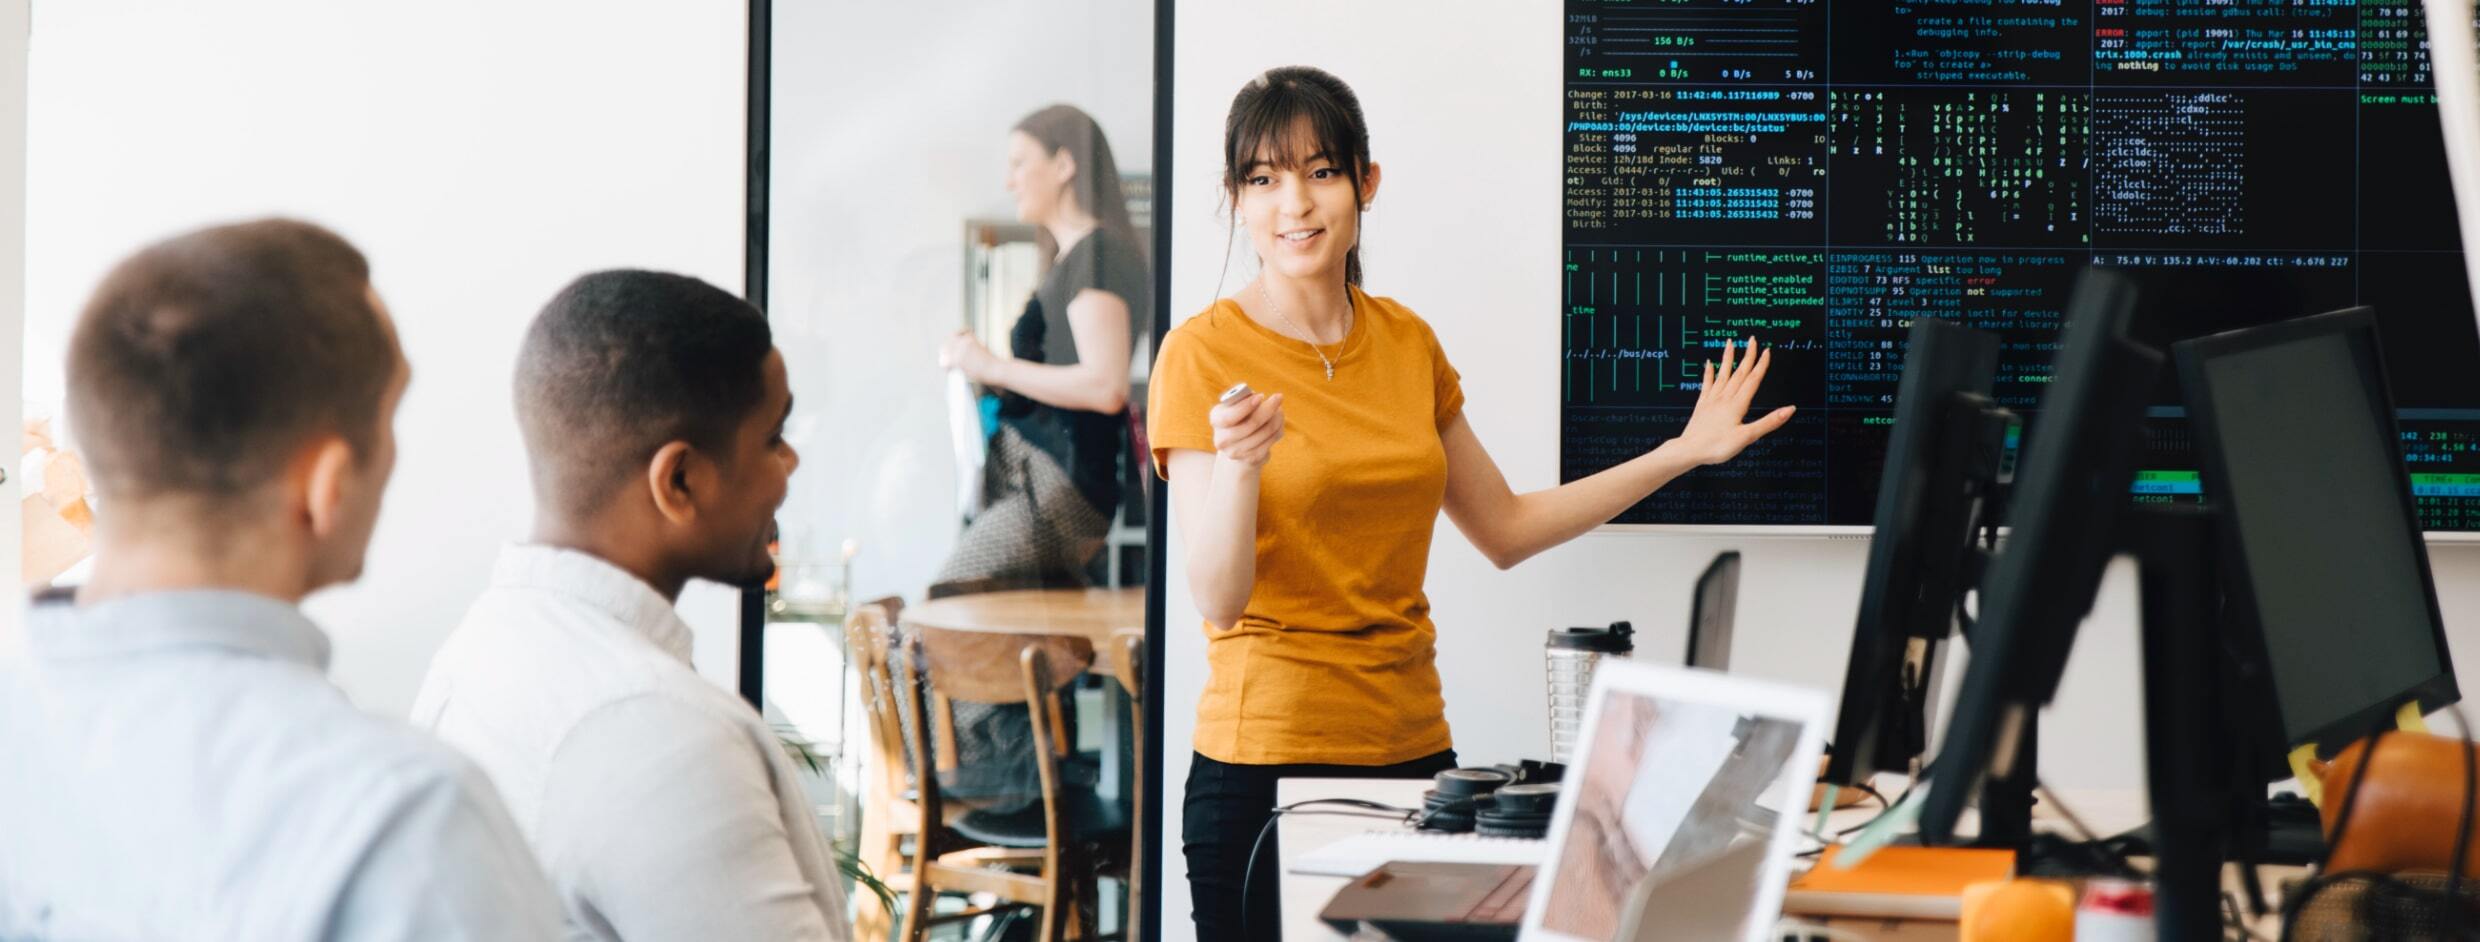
[[1471, 867, 1538, 923]]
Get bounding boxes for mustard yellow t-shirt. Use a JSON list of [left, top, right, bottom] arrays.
[[1148, 285, 1465, 766]]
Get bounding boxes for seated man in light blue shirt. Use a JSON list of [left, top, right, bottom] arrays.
[[0, 219, 563, 941], [413, 271, 848, 940]]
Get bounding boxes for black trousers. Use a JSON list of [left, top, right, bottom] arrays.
[[1182, 749, 1458, 942]]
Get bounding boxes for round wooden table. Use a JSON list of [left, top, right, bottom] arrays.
[[900, 587, 1145, 688], [900, 586, 1143, 640]]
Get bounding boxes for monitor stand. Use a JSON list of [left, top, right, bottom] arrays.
[[1950, 503, 2276, 939], [2126, 503, 2237, 941], [2127, 503, 2304, 936]]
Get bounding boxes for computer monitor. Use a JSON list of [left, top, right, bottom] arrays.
[[1686, 552, 1740, 672], [1824, 317, 2008, 788], [2176, 308, 2461, 751], [1920, 268, 2164, 844], [1559, 8, 2480, 538]]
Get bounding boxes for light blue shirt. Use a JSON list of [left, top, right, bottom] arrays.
[[0, 590, 563, 941]]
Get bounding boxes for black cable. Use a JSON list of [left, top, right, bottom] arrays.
[[1239, 811, 1280, 942], [2271, 728, 2480, 942], [2444, 704, 2476, 935], [2271, 709, 2480, 938], [1887, 763, 1926, 810], [1290, 797, 1421, 817], [1821, 773, 1929, 843], [2240, 858, 2270, 920], [1239, 798, 1425, 941], [2279, 718, 2480, 940], [2281, 724, 2393, 941], [1294, 810, 1422, 824], [2324, 726, 2388, 870], [2019, 779, 2143, 879], [1953, 512, 2001, 640], [1414, 798, 1467, 832], [1832, 797, 1904, 840], [2223, 890, 2270, 942]]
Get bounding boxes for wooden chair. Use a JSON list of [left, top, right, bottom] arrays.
[[900, 625, 1127, 942], [1105, 629, 1147, 942], [844, 605, 920, 942]]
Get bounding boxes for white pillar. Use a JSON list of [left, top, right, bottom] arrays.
[[2425, 0, 2480, 330]]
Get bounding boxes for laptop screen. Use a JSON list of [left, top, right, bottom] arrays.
[[1527, 662, 1822, 942]]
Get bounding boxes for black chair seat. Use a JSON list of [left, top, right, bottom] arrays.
[[904, 756, 1101, 808], [951, 789, 1130, 848], [939, 755, 1100, 807]]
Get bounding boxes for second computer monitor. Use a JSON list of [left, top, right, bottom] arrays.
[[1825, 317, 2002, 788], [1920, 268, 2164, 843], [2176, 308, 2460, 751]]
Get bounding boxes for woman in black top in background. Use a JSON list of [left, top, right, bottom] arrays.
[[928, 105, 1151, 812], [936, 103, 1151, 598]]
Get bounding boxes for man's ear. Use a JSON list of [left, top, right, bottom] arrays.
[[646, 441, 702, 526], [300, 436, 356, 539]]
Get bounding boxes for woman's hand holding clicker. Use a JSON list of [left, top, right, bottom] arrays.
[[1210, 392, 1286, 468]]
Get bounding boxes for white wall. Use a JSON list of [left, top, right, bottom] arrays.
[[1161, 3, 2480, 936], [24, 1, 748, 713], [766, 0, 1152, 604], [0, 0, 21, 645]]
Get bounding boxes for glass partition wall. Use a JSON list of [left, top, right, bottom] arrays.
[[749, 2, 1162, 938]]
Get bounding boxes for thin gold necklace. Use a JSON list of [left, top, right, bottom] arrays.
[[1258, 282, 1353, 380]]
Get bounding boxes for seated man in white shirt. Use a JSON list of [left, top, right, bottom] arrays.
[[0, 219, 563, 940], [412, 270, 848, 940]]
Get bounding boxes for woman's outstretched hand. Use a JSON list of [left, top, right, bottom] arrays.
[[1669, 336, 1796, 467]]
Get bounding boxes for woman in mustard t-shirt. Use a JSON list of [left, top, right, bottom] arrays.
[[1147, 67, 1796, 941]]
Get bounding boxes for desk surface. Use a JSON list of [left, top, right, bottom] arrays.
[[1275, 778, 2188, 942], [900, 587, 1143, 643], [1278, 779, 1433, 942]]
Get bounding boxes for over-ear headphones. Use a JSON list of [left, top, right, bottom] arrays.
[[1418, 768, 1511, 832], [1475, 783, 1560, 838], [1416, 761, 1565, 839]]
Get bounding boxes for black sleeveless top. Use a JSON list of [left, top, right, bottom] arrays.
[[997, 228, 1152, 514]]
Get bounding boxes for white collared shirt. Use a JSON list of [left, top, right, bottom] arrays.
[[0, 590, 564, 941], [411, 546, 849, 941]]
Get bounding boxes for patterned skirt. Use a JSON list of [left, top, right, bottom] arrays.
[[930, 424, 1111, 594], [919, 424, 1111, 811]]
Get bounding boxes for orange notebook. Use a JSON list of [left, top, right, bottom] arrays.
[[1784, 844, 2018, 920]]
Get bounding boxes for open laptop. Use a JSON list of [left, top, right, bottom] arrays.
[[1318, 660, 1828, 942], [1686, 551, 1741, 672]]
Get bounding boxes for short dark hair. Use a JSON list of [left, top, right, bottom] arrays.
[[67, 218, 397, 500], [515, 270, 774, 518]]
